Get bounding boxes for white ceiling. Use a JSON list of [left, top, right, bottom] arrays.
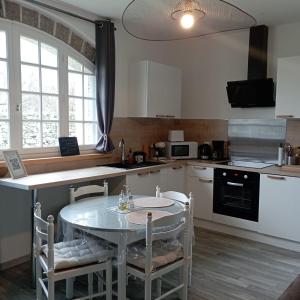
[[55, 0, 300, 26]]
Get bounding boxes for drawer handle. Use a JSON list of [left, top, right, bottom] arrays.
[[276, 115, 294, 118], [193, 166, 207, 170], [267, 175, 286, 180], [172, 166, 183, 170], [137, 172, 149, 176], [150, 170, 160, 174], [227, 182, 243, 187], [198, 178, 213, 183]]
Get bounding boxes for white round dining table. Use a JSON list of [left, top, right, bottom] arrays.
[[59, 195, 184, 300]]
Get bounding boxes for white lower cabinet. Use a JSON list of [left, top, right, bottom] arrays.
[[186, 166, 214, 221], [126, 170, 161, 196], [259, 174, 300, 242], [126, 165, 185, 196], [160, 165, 185, 193]]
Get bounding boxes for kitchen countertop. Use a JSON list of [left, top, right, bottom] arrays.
[[186, 159, 300, 177], [1, 158, 300, 191]]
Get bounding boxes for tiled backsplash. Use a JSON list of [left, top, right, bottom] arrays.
[[111, 118, 300, 161], [110, 118, 228, 160], [286, 119, 300, 147]]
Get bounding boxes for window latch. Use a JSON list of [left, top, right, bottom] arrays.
[[16, 104, 21, 112]]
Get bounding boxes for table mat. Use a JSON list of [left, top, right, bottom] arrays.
[[133, 197, 174, 208], [127, 210, 172, 225]]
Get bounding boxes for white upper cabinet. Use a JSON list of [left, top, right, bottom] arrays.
[[275, 56, 300, 118], [128, 60, 182, 118]]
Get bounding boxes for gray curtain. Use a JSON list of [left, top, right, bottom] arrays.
[[95, 21, 115, 152]]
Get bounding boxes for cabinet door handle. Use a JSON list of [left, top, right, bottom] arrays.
[[276, 115, 294, 118], [267, 175, 286, 180], [155, 114, 166, 118], [150, 170, 160, 174], [198, 178, 213, 183], [172, 166, 183, 170], [193, 166, 207, 170], [227, 182, 243, 187], [137, 172, 149, 176]]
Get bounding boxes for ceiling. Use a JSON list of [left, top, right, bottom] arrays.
[[55, 0, 300, 26]]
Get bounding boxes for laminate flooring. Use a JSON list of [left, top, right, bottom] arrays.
[[0, 229, 299, 300]]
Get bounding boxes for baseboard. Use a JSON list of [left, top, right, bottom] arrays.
[[194, 218, 300, 252], [0, 255, 30, 271]]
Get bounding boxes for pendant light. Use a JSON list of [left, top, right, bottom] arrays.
[[122, 0, 256, 41], [171, 0, 205, 30]]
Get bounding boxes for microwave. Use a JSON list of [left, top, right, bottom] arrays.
[[166, 142, 198, 159]]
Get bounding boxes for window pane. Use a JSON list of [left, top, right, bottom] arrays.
[[20, 36, 39, 64], [42, 68, 58, 94], [0, 31, 7, 59], [84, 67, 93, 74], [68, 73, 82, 96], [84, 75, 96, 98], [23, 121, 41, 148], [43, 122, 58, 147], [0, 92, 9, 119], [84, 123, 97, 145], [84, 99, 96, 121], [42, 96, 59, 120], [21, 65, 40, 92], [0, 61, 8, 89], [68, 56, 82, 72], [0, 121, 9, 149], [41, 43, 57, 67], [22, 94, 40, 120], [69, 122, 83, 145], [69, 98, 83, 121]]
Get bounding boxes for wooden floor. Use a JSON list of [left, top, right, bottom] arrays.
[[0, 229, 299, 299]]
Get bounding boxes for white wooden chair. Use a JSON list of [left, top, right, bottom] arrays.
[[67, 181, 109, 297], [34, 202, 112, 300], [70, 180, 108, 203], [127, 203, 190, 300], [158, 187, 194, 287]]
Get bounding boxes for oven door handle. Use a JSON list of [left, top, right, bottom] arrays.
[[227, 181, 244, 187]]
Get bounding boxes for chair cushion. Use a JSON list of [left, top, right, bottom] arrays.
[[41, 238, 113, 271], [127, 239, 183, 270], [278, 275, 300, 300]]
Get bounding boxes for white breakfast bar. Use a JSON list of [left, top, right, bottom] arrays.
[[0, 166, 128, 291]]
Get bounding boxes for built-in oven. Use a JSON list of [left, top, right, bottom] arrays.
[[213, 168, 260, 222]]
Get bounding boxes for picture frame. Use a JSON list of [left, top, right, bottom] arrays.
[[2, 150, 28, 179]]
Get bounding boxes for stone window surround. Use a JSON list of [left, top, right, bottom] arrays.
[[0, 0, 96, 63]]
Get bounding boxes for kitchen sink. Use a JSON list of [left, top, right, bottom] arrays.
[[103, 161, 165, 169]]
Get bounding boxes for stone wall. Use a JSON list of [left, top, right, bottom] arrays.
[[0, 0, 96, 63]]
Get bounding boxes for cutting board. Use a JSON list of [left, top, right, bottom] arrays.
[[281, 165, 300, 173]]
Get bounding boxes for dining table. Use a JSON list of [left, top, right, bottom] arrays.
[[59, 194, 184, 300]]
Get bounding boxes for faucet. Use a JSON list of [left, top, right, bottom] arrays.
[[119, 138, 125, 164]]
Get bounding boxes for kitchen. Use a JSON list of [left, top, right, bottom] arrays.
[[1, 0, 300, 299]]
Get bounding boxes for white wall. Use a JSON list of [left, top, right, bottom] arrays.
[[175, 21, 300, 119]]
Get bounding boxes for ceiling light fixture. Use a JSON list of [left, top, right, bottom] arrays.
[[171, 0, 205, 30], [122, 0, 257, 41]]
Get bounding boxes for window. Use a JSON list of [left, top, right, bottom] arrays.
[[20, 36, 59, 148], [0, 31, 9, 149], [0, 21, 97, 155], [68, 57, 97, 145]]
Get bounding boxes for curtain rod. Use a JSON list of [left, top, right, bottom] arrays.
[[23, 0, 106, 24]]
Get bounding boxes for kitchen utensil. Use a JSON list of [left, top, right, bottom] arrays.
[[133, 151, 146, 163], [212, 140, 225, 160], [198, 143, 212, 160]]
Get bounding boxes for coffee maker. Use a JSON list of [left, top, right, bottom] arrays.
[[212, 140, 225, 160]]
